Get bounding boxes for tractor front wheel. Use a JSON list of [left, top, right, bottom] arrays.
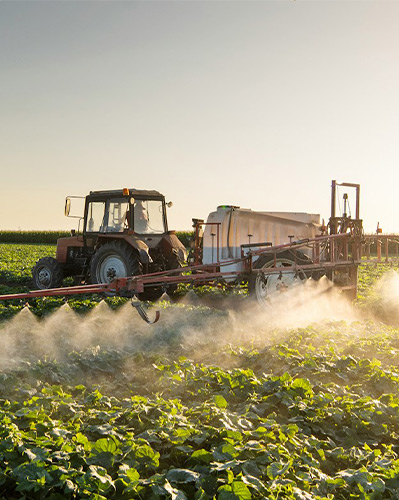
[[32, 257, 64, 290]]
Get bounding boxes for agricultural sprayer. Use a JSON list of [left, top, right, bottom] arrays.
[[0, 181, 366, 323]]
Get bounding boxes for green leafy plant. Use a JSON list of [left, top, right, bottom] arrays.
[[1, 245, 399, 498]]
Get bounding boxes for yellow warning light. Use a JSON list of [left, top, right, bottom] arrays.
[[123, 188, 129, 196]]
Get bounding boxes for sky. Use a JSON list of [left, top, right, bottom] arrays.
[[1, 0, 399, 232]]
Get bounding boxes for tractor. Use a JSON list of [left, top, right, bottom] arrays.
[[0, 180, 363, 323], [32, 188, 187, 300]]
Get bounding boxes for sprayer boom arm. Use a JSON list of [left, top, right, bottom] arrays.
[[0, 231, 363, 303], [0, 280, 132, 301]]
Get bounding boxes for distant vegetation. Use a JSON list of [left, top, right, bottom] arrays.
[[0, 231, 71, 244], [0, 231, 194, 247]]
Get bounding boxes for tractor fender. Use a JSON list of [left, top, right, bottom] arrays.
[[96, 234, 153, 264], [137, 247, 152, 264], [124, 236, 153, 264], [161, 233, 187, 264]]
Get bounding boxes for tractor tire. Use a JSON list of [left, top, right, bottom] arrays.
[[248, 250, 311, 306], [32, 257, 64, 290], [90, 241, 141, 286], [91, 242, 180, 302]]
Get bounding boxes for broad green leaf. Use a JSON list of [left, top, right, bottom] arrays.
[[214, 395, 228, 409], [163, 479, 188, 500], [231, 481, 252, 499], [191, 449, 213, 464], [93, 437, 119, 454], [87, 464, 113, 486], [135, 444, 160, 467], [213, 443, 239, 461], [126, 468, 140, 482], [166, 468, 200, 484], [290, 378, 313, 396], [75, 432, 92, 452], [267, 460, 292, 479], [218, 481, 252, 500]]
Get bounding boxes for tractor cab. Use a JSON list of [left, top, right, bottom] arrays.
[[82, 189, 168, 236]]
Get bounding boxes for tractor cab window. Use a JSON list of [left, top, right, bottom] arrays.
[[86, 198, 130, 233], [105, 199, 130, 232], [86, 201, 106, 233], [134, 200, 165, 234]]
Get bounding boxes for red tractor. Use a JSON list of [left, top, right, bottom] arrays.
[[32, 188, 186, 300]]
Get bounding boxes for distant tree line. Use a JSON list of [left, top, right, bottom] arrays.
[[0, 231, 194, 247]]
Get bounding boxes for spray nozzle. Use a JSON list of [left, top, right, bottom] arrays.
[[131, 297, 160, 324]]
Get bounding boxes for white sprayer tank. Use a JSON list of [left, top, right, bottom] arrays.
[[202, 206, 320, 280]]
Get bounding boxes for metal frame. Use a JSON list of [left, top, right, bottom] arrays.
[[330, 180, 361, 236], [362, 234, 399, 263], [0, 232, 362, 303]]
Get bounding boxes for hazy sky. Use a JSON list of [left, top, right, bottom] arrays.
[[1, 0, 398, 232]]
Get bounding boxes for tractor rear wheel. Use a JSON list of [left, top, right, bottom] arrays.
[[248, 250, 310, 306], [32, 257, 64, 290], [90, 241, 141, 286]]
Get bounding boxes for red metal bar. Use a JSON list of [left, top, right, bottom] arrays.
[[377, 238, 382, 261], [343, 239, 348, 261], [0, 283, 110, 301], [315, 240, 320, 264], [336, 182, 360, 220], [331, 180, 337, 224], [385, 236, 389, 263], [247, 232, 356, 259], [360, 234, 399, 263], [0, 254, 362, 303]]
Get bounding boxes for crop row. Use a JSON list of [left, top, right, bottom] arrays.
[[1, 320, 399, 499], [1, 243, 399, 498]]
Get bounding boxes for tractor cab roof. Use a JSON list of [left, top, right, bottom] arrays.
[[88, 188, 165, 200]]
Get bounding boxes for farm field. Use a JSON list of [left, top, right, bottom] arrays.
[[1, 243, 399, 499]]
